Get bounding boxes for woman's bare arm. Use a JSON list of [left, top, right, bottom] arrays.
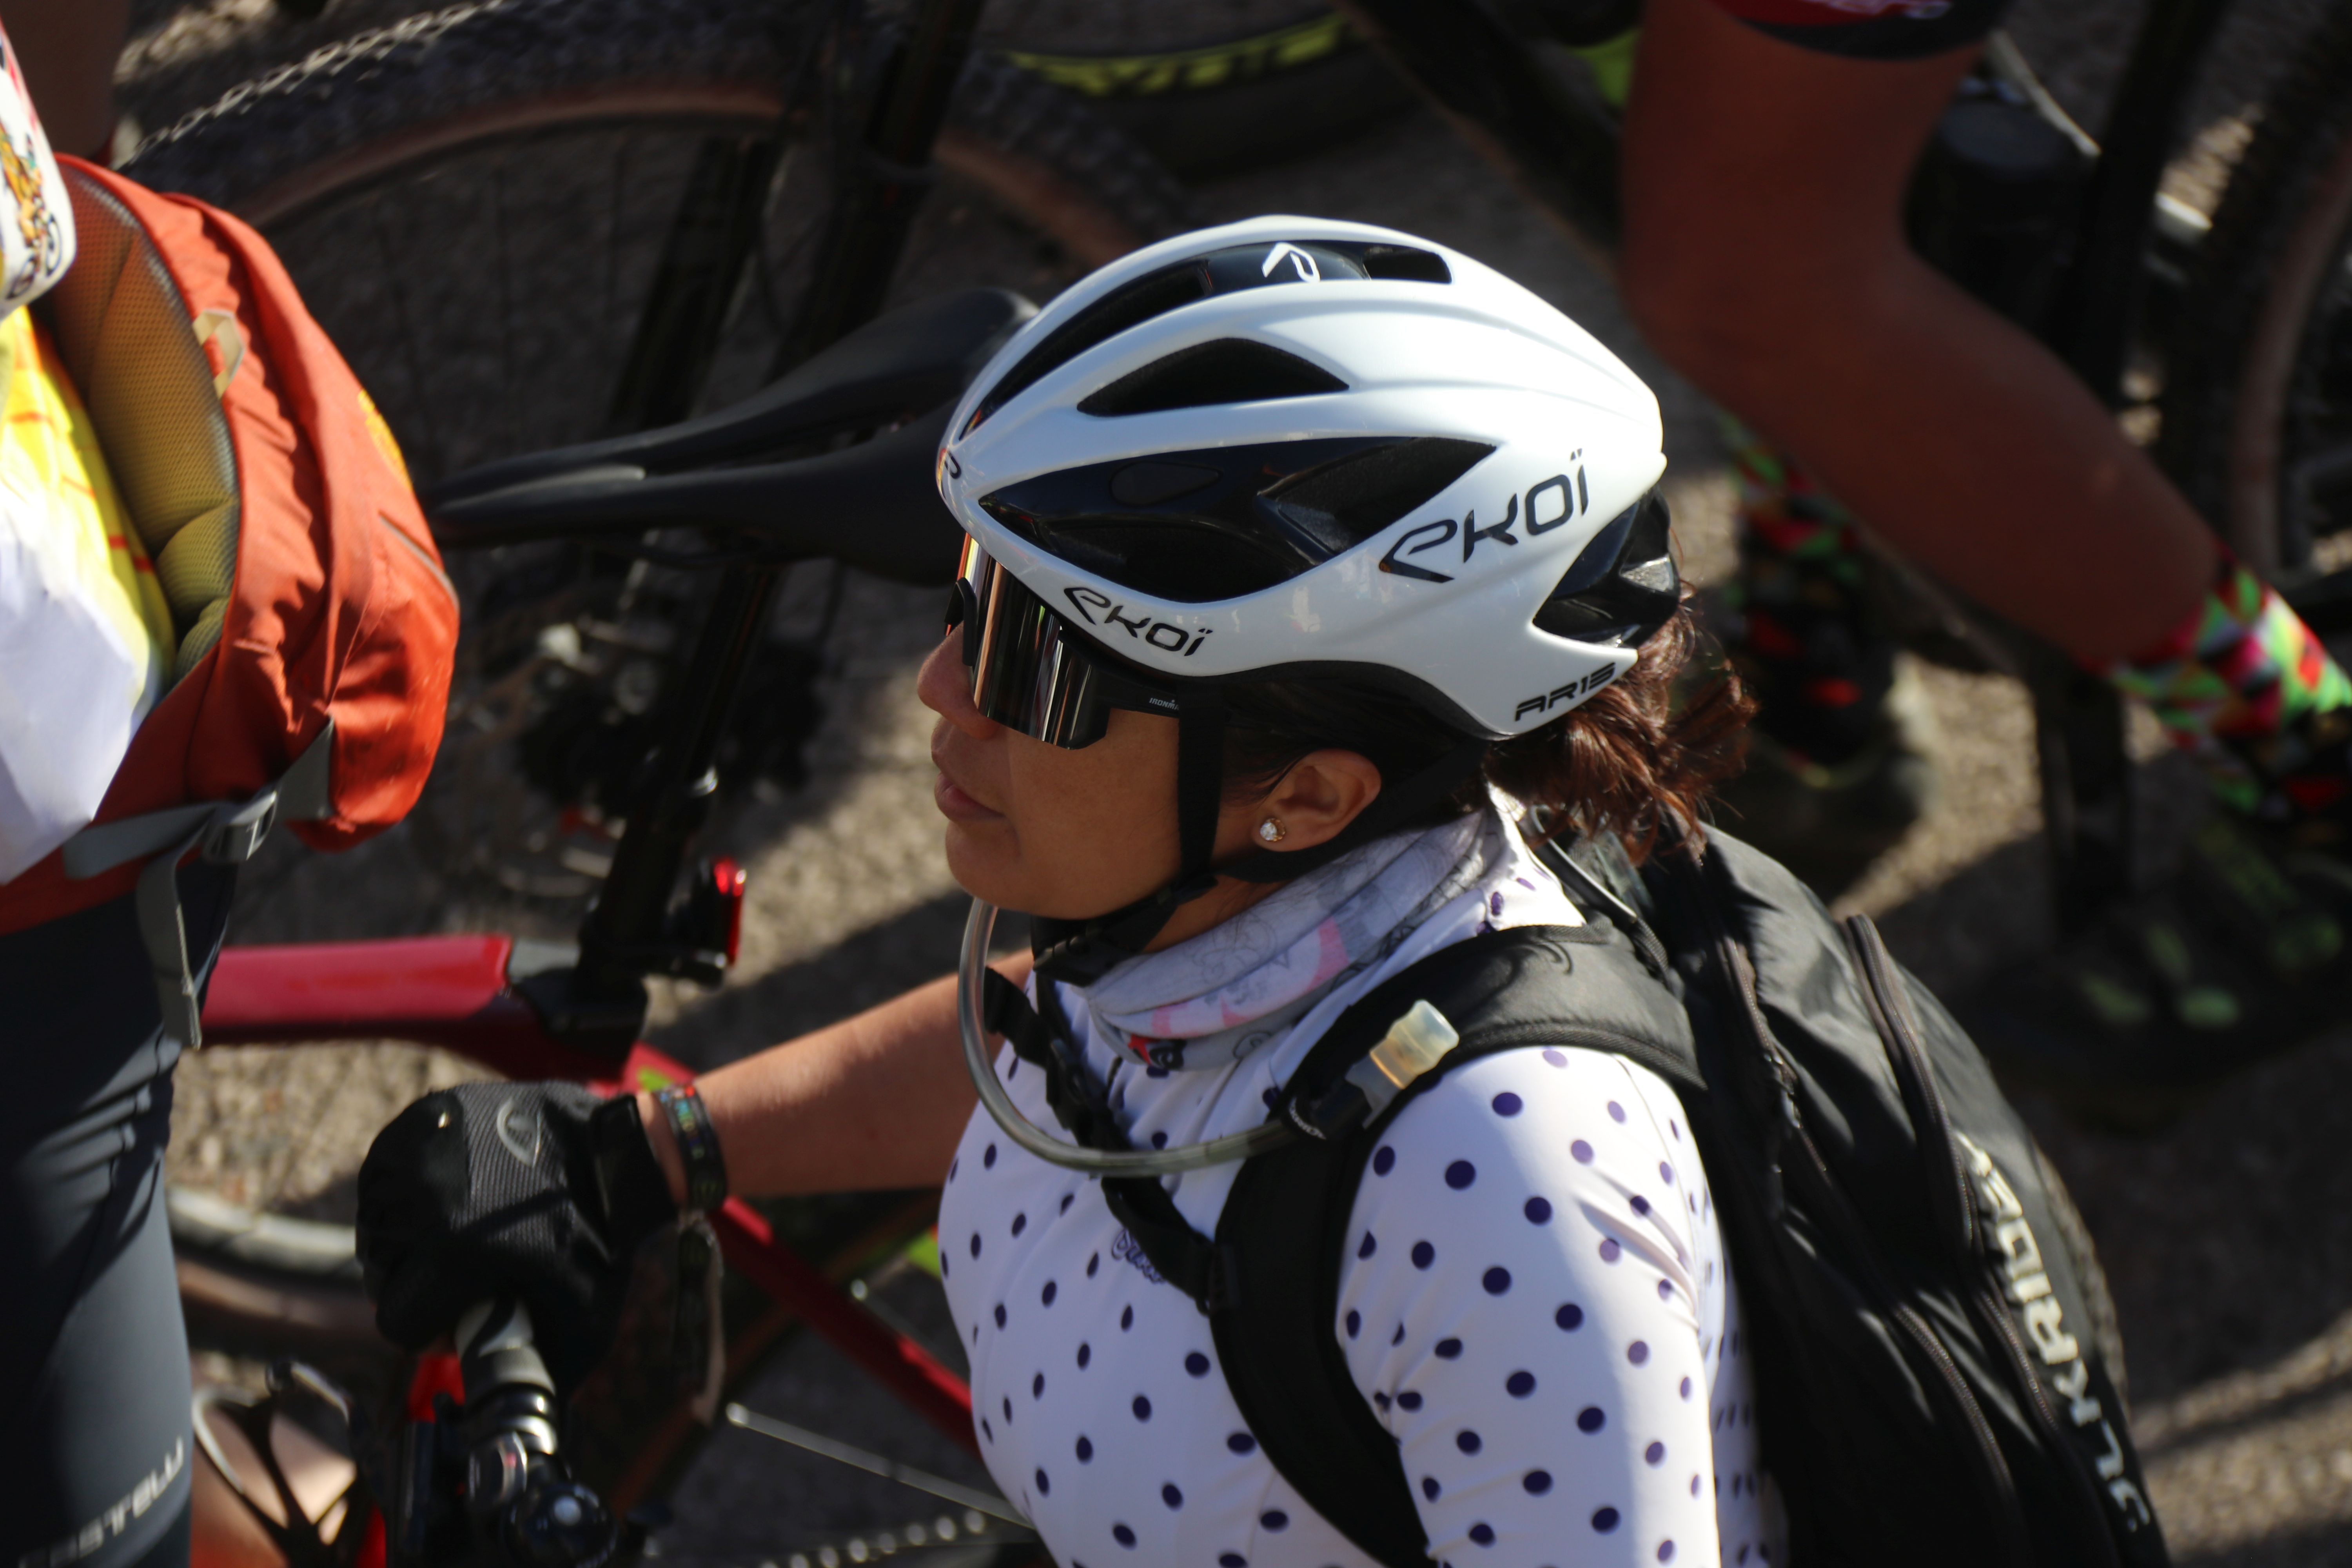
[[635, 955, 1030, 1204]]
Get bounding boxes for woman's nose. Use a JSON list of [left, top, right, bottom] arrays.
[[918, 630, 1000, 738]]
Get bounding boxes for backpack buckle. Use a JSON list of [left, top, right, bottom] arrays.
[[201, 792, 279, 865]]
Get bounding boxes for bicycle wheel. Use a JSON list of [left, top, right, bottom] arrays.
[[122, 0, 1197, 915], [2158, 0, 2352, 581], [980, 2, 1415, 178]]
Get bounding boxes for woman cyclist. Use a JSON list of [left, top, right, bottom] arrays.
[[357, 216, 1771, 1566]]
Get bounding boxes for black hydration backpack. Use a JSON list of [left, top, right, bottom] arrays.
[[993, 830, 2168, 1568]]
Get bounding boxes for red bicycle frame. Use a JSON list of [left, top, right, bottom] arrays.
[[200, 935, 981, 1461]]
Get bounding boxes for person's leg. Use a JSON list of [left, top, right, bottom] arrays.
[[1, 867, 235, 1568]]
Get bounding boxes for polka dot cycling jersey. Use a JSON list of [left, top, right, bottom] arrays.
[[938, 833, 1775, 1568]]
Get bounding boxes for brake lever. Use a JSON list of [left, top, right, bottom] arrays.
[[388, 1299, 620, 1568]]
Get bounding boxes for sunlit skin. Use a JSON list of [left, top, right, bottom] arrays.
[[633, 630, 1388, 1202], [916, 628, 1383, 948]]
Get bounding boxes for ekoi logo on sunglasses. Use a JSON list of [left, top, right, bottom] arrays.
[[1379, 461, 1592, 585], [1062, 585, 1216, 656]]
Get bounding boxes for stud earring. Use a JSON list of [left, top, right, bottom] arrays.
[[1257, 817, 1288, 844]]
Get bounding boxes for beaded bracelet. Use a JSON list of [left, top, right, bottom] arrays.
[[655, 1083, 730, 1214]]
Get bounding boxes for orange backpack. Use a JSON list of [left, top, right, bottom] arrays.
[[0, 158, 457, 1042]]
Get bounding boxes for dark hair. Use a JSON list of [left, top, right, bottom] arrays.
[[1220, 599, 1752, 864]]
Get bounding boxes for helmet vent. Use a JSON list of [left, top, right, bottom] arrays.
[[1533, 493, 1680, 647], [1264, 437, 1492, 555], [964, 262, 1211, 435], [1080, 339, 1347, 416]]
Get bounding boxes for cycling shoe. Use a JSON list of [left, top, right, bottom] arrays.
[[1710, 662, 1938, 898], [1961, 812, 2352, 1132]]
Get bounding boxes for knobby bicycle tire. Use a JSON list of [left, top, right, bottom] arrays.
[[2157, 0, 2352, 579]]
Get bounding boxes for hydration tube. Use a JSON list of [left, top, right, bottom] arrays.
[[958, 898, 1296, 1176]]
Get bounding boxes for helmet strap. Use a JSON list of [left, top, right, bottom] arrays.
[[1030, 719, 1490, 984], [1032, 695, 1230, 984]]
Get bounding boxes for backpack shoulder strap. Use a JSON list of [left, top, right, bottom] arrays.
[[1209, 920, 1698, 1568]]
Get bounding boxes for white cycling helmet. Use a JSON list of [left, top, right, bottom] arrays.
[[935, 216, 1679, 974]]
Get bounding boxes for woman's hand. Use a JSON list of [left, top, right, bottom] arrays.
[[355, 1082, 675, 1394]]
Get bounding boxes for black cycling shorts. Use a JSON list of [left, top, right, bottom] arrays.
[[1711, 0, 2015, 59], [1, 867, 235, 1568]]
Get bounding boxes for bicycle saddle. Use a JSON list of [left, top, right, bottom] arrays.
[[425, 287, 1035, 583]]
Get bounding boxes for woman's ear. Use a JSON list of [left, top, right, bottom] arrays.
[[1216, 750, 1385, 861]]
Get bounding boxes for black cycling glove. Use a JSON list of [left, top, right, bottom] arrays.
[[356, 1082, 676, 1394]]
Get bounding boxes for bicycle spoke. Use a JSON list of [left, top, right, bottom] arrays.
[[724, 1404, 1029, 1528]]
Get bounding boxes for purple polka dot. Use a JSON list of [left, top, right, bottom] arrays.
[[1372, 1147, 1396, 1176], [1543, 1049, 1568, 1067], [1122, 1305, 1134, 1330], [1345, 1310, 1362, 1339], [1659, 1162, 1674, 1185], [1113, 1524, 1136, 1548], [1412, 1241, 1436, 1269], [1657, 1279, 1673, 1301], [984, 1143, 998, 1167], [1671, 1119, 1681, 1140], [1076, 1435, 1093, 1461], [1422, 1477, 1441, 1501], [1392, 1323, 1406, 1345], [1088, 1254, 1100, 1278], [1469, 1524, 1495, 1547], [1133, 1396, 1152, 1420], [1162, 1484, 1183, 1509], [1061, 1192, 1075, 1213], [1222, 1556, 1247, 1568], [1186, 1352, 1211, 1377], [948, 1158, 959, 1181], [1446, 1160, 1477, 1189], [1483, 1267, 1512, 1295], [1490, 892, 1505, 917], [1374, 1392, 1391, 1411], [1145, 1065, 1169, 1079], [1599, 1239, 1622, 1263], [1456, 1430, 1482, 1455], [1033, 1373, 1045, 1398], [1571, 1140, 1595, 1164], [1012, 1212, 1027, 1236], [1577, 1405, 1606, 1432], [1261, 1087, 1280, 1109], [1044, 1281, 1059, 1306], [1631, 1195, 1651, 1216], [1150, 1131, 1169, 1149], [1358, 1232, 1377, 1259], [981, 1417, 993, 1442], [1079, 1343, 1092, 1368], [1492, 1093, 1523, 1118], [1524, 1196, 1552, 1224], [1524, 1470, 1552, 1495], [1036, 1468, 1051, 1495], [1004, 1397, 1013, 1421], [1506, 1371, 1536, 1398], [1691, 1475, 1701, 1497], [1608, 1102, 1626, 1123], [1659, 1544, 1675, 1563], [1628, 1341, 1650, 1365], [1557, 1303, 1585, 1330], [940, 1255, 949, 1279], [1592, 1508, 1620, 1534], [1259, 1512, 1289, 1532], [1436, 1337, 1463, 1359], [994, 1304, 1007, 1328], [1679, 1377, 1692, 1400], [1397, 1391, 1423, 1411], [1646, 1441, 1666, 1465], [970, 1234, 983, 1258], [1227, 1432, 1256, 1455]]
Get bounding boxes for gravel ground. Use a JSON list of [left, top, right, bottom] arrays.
[[134, 1, 2352, 1562]]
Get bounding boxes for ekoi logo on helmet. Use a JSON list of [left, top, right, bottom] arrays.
[[1378, 460, 1593, 585], [1062, 586, 1215, 657]]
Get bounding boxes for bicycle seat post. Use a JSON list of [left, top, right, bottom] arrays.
[[567, 562, 783, 1014]]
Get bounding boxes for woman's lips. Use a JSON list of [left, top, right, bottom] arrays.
[[931, 752, 1003, 823]]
